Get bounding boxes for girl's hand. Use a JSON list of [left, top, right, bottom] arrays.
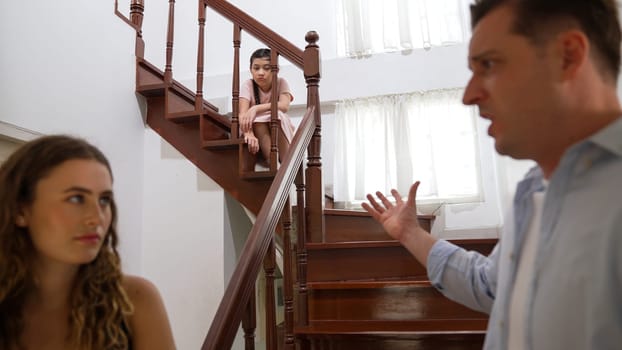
[[244, 132, 259, 154], [240, 107, 257, 132]]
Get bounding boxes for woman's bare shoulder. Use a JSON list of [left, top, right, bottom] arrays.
[[122, 275, 176, 350], [122, 275, 159, 300]]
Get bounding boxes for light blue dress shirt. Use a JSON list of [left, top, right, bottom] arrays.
[[427, 117, 622, 349]]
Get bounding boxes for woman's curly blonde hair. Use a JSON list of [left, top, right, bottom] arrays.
[[0, 135, 134, 349]]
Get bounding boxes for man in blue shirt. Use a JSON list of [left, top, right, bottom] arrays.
[[363, 0, 622, 349]]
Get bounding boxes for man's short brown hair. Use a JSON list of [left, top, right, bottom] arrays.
[[470, 0, 621, 81]]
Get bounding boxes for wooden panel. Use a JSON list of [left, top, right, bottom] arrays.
[[308, 285, 487, 321], [324, 210, 432, 242], [305, 239, 496, 283], [307, 244, 426, 282], [299, 332, 485, 350]]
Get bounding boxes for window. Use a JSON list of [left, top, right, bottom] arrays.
[[332, 88, 481, 210], [337, 0, 470, 57]]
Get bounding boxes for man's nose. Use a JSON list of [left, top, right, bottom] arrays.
[[462, 76, 485, 106]]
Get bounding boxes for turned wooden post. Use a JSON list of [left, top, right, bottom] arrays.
[[129, 0, 144, 34], [295, 166, 309, 327], [231, 24, 242, 139], [195, 0, 206, 111], [263, 238, 277, 350], [269, 49, 280, 171], [164, 0, 176, 84], [303, 31, 324, 243], [242, 287, 256, 350], [282, 200, 295, 349]]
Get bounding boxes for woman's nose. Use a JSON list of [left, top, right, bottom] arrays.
[[84, 202, 105, 228]]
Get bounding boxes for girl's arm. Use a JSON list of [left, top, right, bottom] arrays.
[[239, 93, 291, 131], [249, 92, 292, 115], [124, 275, 176, 350], [239, 98, 253, 133]]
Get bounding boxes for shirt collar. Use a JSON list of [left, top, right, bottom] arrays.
[[587, 116, 622, 157]]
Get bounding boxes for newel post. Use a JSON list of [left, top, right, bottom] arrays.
[[130, 0, 145, 57], [303, 31, 325, 243]]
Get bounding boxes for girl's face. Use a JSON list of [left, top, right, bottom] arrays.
[[17, 159, 113, 267], [251, 57, 272, 91]]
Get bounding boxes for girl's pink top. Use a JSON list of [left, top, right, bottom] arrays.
[[240, 78, 295, 141]]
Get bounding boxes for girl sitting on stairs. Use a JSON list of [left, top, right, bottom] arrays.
[[0, 135, 175, 350], [239, 48, 296, 168]]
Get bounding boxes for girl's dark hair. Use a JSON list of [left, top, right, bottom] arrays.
[[0, 135, 133, 349], [250, 48, 272, 104]]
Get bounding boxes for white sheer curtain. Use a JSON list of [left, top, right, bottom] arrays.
[[333, 88, 481, 209], [339, 0, 469, 57]]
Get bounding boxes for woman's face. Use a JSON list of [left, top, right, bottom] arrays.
[[250, 57, 272, 91], [17, 159, 113, 267]]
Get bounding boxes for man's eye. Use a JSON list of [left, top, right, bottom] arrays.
[[481, 60, 495, 70]]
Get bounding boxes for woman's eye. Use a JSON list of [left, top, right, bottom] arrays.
[[67, 195, 84, 204], [99, 196, 112, 207]]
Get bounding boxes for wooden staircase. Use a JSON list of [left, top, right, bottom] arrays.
[[294, 210, 492, 349], [117, 0, 494, 348]]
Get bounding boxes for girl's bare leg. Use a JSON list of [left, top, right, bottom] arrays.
[[253, 122, 291, 163]]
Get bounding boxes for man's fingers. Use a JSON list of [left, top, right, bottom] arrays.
[[365, 194, 385, 213], [377, 191, 393, 209], [406, 181, 420, 208]]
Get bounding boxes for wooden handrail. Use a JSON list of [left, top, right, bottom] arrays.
[[202, 106, 317, 350], [205, 0, 304, 68]]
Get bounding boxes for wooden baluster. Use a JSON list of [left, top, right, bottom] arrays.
[[303, 31, 324, 243], [263, 238, 277, 350], [242, 287, 256, 350], [231, 24, 241, 139], [129, 0, 144, 34], [295, 166, 309, 329], [269, 49, 280, 171], [282, 199, 295, 349], [195, 0, 206, 112], [130, 0, 144, 57], [164, 0, 176, 84]]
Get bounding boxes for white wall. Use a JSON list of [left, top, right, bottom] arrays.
[[142, 130, 225, 350], [0, 0, 145, 273], [0, 1, 227, 347]]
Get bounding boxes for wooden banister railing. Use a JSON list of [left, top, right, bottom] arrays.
[[205, 0, 304, 68], [202, 106, 318, 349]]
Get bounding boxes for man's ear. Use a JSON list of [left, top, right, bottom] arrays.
[[557, 29, 588, 79]]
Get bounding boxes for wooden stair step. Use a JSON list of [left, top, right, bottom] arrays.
[[201, 138, 243, 150], [307, 282, 488, 322], [136, 83, 166, 97], [307, 279, 431, 290], [296, 319, 487, 335], [324, 209, 434, 242], [295, 325, 485, 350], [240, 170, 277, 180], [166, 110, 201, 123]]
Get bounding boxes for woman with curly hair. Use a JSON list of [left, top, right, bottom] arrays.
[[0, 135, 175, 350]]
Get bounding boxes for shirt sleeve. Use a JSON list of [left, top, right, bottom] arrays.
[[278, 78, 294, 102], [240, 79, 253, 104], [427, 239, 499, 314]]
